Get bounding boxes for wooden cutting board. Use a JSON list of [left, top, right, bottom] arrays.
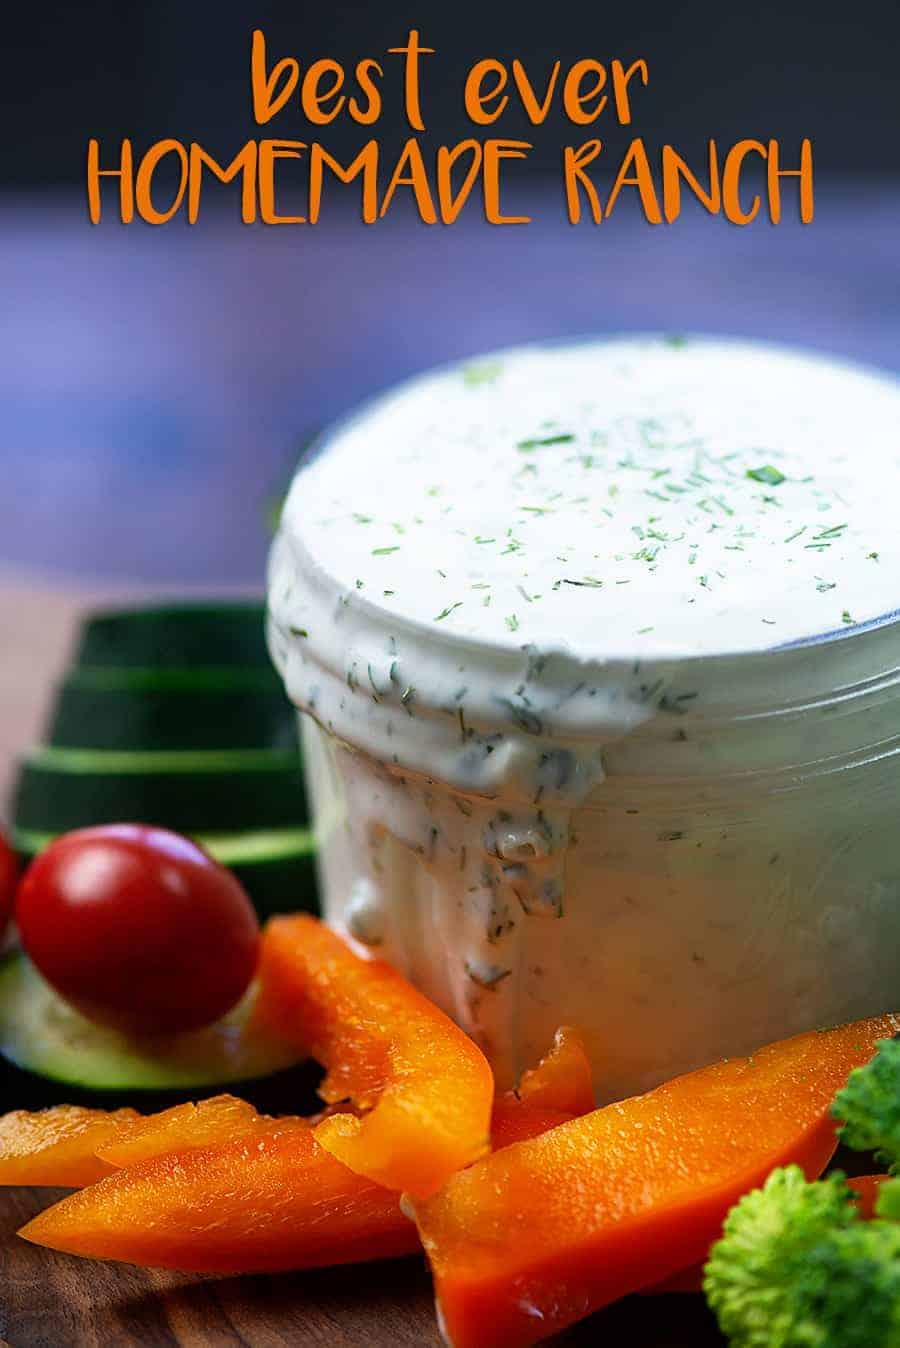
[[0, 574, 726, 1346], [0, 1188, 726, 1347]]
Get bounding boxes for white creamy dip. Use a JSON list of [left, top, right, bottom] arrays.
[[268, 337, 900, 1098]]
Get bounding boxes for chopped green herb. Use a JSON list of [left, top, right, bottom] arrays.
[[372, 545, 401, 556], [747, 465, 786, 486], [435, 602, 463, 621], [516, 433, 575, 451]]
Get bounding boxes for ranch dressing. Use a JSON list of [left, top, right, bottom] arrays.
[[268, 337, 900, 1097]]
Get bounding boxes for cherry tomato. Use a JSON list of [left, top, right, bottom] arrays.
[[0, 831, 18, 939], [16, 825, 260, 1036]]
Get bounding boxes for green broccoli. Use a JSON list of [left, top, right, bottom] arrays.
[[833, 1036, 900, 1167], [833, 1034, 900, 1220], [704, 1165, 900, 1348]]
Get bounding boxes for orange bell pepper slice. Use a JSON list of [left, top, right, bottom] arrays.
[[848, 1171, 890, 1218], [490, 1027, 593, 1149], [0, 1096, 270, 1187], [20, 1123, 418, 1272], [410, 1013, 899, 1348], [256, 914, 494, 1198], [19, 1030, 588, 1273], [95, 1095, 272, 1167], [0, 1106, 139, 1187]]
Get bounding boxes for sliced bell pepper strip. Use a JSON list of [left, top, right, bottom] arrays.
[[410, 1013, 899, 1348], [18, 1030, 590, 1272], [491, 1027, 593, 1150], [255, 914, 494, 1198], [95, 1095, 269, 1167], [643, 1172, 893, 1295], [20, 1123, 418, 1272], [848, 1171, 890, 1219], [0, 1105, 138, 1187], [0, 1096, 269, 1186], [514, 1026, 594, 1115]]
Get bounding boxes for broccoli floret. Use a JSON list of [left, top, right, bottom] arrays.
[[833, 1036, 900, 1167], [876, 1177, 900, 1222], [704, 1165, 900, 1348]]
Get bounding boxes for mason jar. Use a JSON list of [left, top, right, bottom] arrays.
[[267, 336, 900, 1100]]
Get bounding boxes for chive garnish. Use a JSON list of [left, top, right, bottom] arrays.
[[747, 465, 785, 486], [516, 433, 575, 451]]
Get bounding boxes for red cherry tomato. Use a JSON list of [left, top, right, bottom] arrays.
[[16, 825, 260, 1036], [0, 831, 18, 938]]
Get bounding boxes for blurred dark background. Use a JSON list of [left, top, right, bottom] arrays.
[[2, 1, 899, 588]]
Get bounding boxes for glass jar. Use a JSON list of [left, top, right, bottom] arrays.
[[267, 335, 900, 1100], [270, 536, 900, 1098]]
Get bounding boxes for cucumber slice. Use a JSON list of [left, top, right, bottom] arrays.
[[75, 602, 271, 670], [48, 677, 296, 752], [13, 827, 319, 921], [65, 666, 283, 693], [0, 954, 303, 1092], [12, 746, 308, 836]]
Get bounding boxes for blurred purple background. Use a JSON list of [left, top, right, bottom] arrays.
[[4, 1, 898, 590], [4, 182, 899, 588]]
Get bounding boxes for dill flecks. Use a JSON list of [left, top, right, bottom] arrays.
[[435, 602, 463, 621], [747, 465, 786, 486], [506, 614, 520, 632], [516, 433, 575, 451]]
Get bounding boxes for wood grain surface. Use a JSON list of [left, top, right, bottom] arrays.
[[0, 1187, 726, 1348], [0, 573, 726, 1347]]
